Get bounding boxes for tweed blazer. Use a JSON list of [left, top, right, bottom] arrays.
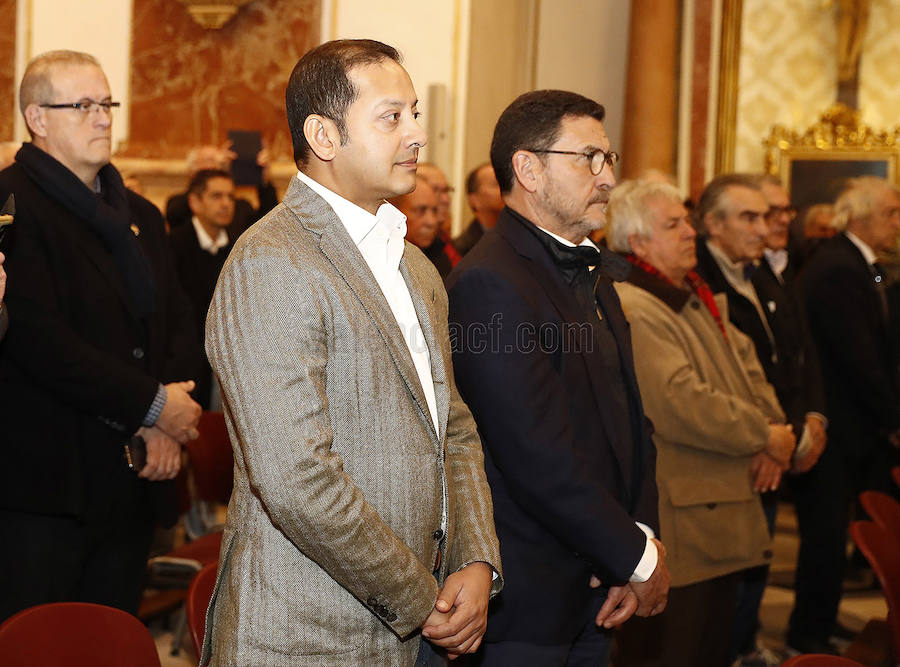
[[201, 178, 502, 666], [616, 268, 784, 587]]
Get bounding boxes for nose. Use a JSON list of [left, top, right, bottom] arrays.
[[93, 106, 112, 128], [596, 164, 616, 190], [407, 113, 427, 150]]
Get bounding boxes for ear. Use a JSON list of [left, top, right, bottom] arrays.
[[303, 114, 340, 162], [466, 192, 479, 212], [628, 232, 647, 258], [187, 191, 202, 215], [510, 150, 540, 194], [24, 104, 48, 139], [702, 212, 720, 237]]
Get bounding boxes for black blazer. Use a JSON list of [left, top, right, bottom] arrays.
[[694, 240, 824, 429], [801, 233, 900, 452], [447, 208, 658, 644], [451, 219, 484, 256], [0, 163, 197, 520]]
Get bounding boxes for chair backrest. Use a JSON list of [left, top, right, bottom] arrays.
[[859, 490, 900, 539], [186, 561, 218, 658], [781, 655, 864, 666], [892, 466, 900, 492], [850, 520, 900, 659], [184, 410, 234, 505], [0, 602, 161, 667]]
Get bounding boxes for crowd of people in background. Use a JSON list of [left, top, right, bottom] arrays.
[[1, 40, 899, 667]]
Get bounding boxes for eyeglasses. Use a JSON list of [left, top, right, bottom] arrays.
[[39, 99, 120, 116], [528, 147, 619, 175], [764, 205, 797, 221]]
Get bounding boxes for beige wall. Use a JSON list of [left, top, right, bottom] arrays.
[[858, 1, 900, 132]]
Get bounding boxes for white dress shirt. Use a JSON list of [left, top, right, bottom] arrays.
[[296, 172, 440, 433], [191, 216, 230, 255], [536, 225, 658, 583]]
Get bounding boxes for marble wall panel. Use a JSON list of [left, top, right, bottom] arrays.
[[0, 0, 16, 141], [859, 1, 900, 132], [127, 0, 319, 160]]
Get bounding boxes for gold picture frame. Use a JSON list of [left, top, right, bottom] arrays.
[[764, 104, 900, 210]]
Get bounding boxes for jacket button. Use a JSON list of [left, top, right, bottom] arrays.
[[376, 605, 387, 617], [367, 596, 377, 607], [433, 529, 444, 540], [132, 347, 145, 360], [706, 503, 717, 509], [763, 549, 773, 559], [387, 612, 397, 622]]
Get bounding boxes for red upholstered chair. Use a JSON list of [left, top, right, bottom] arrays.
[[859, 490, 900, 540], [781, 655, 864, 666], [184, 410, 234, 507], [850, 520, 900, 661], [186, 561, 219, 658], [0, 602, 161, 667], [892, 466, 900, 491]]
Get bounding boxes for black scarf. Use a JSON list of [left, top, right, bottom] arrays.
[[16, 143, 156, 319]]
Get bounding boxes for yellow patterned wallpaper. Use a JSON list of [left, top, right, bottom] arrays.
[[735, 1, 836, 172], [859, 1, 900, 131]]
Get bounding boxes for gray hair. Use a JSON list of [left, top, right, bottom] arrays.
[[832, 176, 900, 231], [607, 179, 684, 253], [20, 50, 101, 113], [693, 173, 761, 233]]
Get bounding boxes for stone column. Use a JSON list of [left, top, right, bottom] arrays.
[[621, 0, 679, 179]]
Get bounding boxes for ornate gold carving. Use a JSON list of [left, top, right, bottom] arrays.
[[176, 0, 253, 29], [764, 103, 900, 175]]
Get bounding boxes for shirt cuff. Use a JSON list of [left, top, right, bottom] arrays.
[[805, 411, 828, 430], [630, 522, 658, 583], [142, 383, 167, 427]]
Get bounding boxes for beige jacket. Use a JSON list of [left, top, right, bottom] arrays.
[[616, 269, 784, 587], [201, 179, 502, 666]]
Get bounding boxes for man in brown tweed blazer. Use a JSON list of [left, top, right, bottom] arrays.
[[200, 40, 502, 666]]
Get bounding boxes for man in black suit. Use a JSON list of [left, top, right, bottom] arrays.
[[693, 173, 827, 663], [789, 176, 900, 654], [170, 168, 237, 409], [0, 50, 201, 622], [453, 162, 504, 256], [447, 90, 669, 665]]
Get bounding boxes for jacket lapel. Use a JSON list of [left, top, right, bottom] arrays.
[[284, 178, 438, 443], [401, 254, 448, 443], [496, 211, 632, 488]]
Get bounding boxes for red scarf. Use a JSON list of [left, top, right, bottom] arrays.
[[626, 254, 728, 339]]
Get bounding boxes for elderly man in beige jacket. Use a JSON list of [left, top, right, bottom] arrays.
[[606, 180, 794, 667]]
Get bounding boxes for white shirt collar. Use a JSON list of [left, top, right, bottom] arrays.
[[191, 216, 229, 255], [535, 224, 598, 250], [845, 230, 878, 266], [763, 247, 789, 278], [296, 170, 407, 253]]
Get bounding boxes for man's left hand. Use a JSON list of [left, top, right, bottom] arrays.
[[591, 577, 638, 629], [421, 561, 493, 658], [137, 426, 182, 481]]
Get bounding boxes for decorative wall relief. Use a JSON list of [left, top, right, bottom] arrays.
[[734, 1, 836, 172], [0, 0, 17, 141], [126, 0, 319, 160]]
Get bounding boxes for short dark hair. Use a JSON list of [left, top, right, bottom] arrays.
[[693, 173, 761, 232], [465, 162, 491, 195], [187, 169, 232, 198], [286, 39, 402, 166], [489, 90, 605, 193]]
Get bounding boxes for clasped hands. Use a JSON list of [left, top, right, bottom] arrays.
[[591, 538, 670, 630], [421, 561, 493, 659], [135, 380, 202, 482]]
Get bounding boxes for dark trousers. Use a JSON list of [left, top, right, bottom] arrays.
[[0, 509, 153, 622], [731, 490, 778, 658], [468, 590, 612, 666], [788, 436, 896, 644], [613, 572, 740, 667]]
